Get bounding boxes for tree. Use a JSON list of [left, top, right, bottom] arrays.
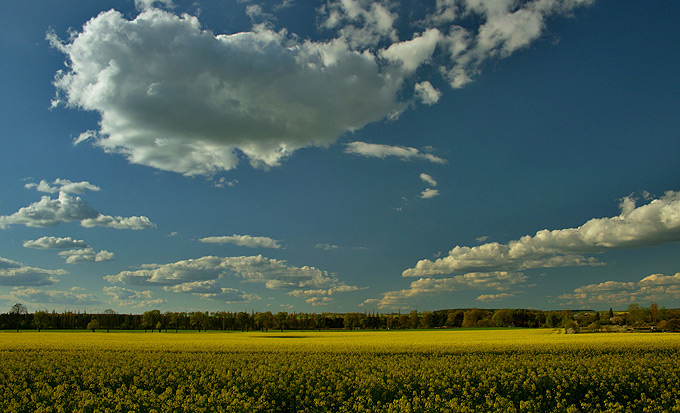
[[445, 310, 464, 327], [408, 310, 419, 329], [492, 309, 514, 327], [87, 319, 100, 332], [651, 302, 659, 324], [10, 303, 28, 331], [462, 309, 484, 328], [545, 312, 561, 328], [33, 311, 50, 332], [165, 311, 178, 332], [102, 309, 117, 332], [275, 312, 288, 332], [142, 310, 162, 332], [190, 311, 208, 331], [419, 311, 434, 329]]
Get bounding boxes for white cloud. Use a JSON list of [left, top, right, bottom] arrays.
[[319, 0, 398, 49], [305, 296, 333, 306], [435, 0, 594, 88], [403, 191, 680, 277], [25, 179, 100, 194], [0, 258, 65, 286], [48, 2, 593, 176], [559, 272, 680, 306], [23, 236, 88, 249], [381, 29, 441, 74], [414, 81, 442, 105], [23, 236, 114, 264], [58, 248, 115, 264], [102, 286, 164, 308], [344, 141, 446, 163], [50, 9, 406, 176], [9, 287, 100, 305], [104, 255, 357, 296], [103, 286, 153, 300], [199, 234, 282, 249], [420, 188, 440, 199], [419, 173, 438, 187], [0, 183, 154, 230], [477, 292, 514, 302], [162, 280, 256, 302], [135, 0, 174, 11], [368, 271, 527, 309]]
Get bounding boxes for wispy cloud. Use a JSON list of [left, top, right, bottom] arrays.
[[345, 142, 446, 164], [403, 191, 680, 277], [199, 234, 282, 249]]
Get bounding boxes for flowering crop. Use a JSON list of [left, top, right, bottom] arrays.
[[1, 329, 679, 412]]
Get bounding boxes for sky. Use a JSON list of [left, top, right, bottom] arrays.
[[1, 0, 679, 314]]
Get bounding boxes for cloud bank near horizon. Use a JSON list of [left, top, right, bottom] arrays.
[[403, 191, 680, 277]]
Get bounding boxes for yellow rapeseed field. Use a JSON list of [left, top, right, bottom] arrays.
[[1, 329, 679, 412]]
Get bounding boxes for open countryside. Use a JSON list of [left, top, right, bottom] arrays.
[[2, 329, 680, 412]]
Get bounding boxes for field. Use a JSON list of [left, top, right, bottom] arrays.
[[1, 329, 680, 412]]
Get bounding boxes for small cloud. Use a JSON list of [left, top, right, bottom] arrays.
[[345, 142, 446, 164], [420, 188, 440, 199], [23, 236, 88, 249], [135, 0, 174, 11], [73, 130, 97, 146], [475, 236, 489, 243], [316, 243, 340, 251], [199, 234, 282, 249], [419, 173, 438, 187], [477, 293, 514, 302], [25, 178, 100, 194], [414, 81, 442, 105], [58, 248, 115, 264], [214, 178, 238, 188]]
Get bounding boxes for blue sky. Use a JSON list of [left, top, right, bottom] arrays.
[[1, 0, 679, 313]]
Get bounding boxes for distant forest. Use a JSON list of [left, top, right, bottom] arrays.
[[2, 303, 679, 333]]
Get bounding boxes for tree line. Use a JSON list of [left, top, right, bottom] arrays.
[[2, 302, 680, 333]]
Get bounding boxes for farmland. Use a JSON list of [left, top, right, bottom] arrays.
[[2, 329, 680, 412]]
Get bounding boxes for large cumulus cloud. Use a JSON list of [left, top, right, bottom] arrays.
[[50, 9, 405, 176], [50, 1, 593, 176]]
